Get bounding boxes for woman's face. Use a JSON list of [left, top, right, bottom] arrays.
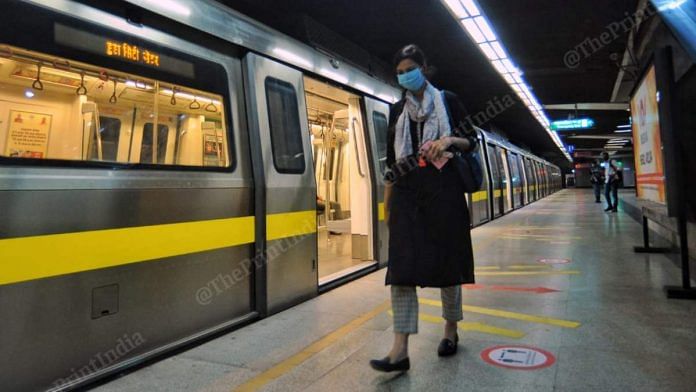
[[396, 58, 421, 76]]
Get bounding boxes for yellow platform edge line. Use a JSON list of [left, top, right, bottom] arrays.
[[419, 298, 581, 329], [235, 301, 391, 392], [378, 202, 385, 222], [475, 266, 501, 271]]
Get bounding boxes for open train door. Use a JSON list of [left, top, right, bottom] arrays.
[[363, 97, 390, 267], [243, 53, 318, 315]]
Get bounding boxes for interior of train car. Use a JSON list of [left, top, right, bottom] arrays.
[[303, 77, 376, 284], [0, 46, 229, 168]]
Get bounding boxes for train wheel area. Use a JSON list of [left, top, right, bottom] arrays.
[[86, 189, 696, 392]]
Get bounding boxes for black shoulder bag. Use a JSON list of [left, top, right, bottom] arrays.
[[441, 91, 483, 193]]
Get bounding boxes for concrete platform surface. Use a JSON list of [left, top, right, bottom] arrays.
[[91, 189, 696, 392]]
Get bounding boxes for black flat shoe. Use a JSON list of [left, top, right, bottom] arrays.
[[437, 333, 459, 357], [369, 356, 410, 372]]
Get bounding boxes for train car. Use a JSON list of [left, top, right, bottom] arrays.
[[0, 1, 562, 390]]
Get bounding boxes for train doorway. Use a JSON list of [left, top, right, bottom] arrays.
[[303, 77, 376, 285]]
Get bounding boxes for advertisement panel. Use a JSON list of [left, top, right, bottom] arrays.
[[631, 65, 666, 204]]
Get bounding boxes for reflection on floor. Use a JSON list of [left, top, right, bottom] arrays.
[[317, 228, 369, 279]]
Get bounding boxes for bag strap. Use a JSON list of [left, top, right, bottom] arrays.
[[440, 90, 458, 137]]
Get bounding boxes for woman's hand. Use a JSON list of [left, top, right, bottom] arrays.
[[423, 137, 452, 161]]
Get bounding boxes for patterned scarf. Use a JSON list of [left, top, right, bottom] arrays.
[[394, 82, 451, 161]]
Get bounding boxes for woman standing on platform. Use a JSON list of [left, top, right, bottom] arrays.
[[369, 45, 477, 372]]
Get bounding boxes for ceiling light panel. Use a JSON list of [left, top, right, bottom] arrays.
[[440, 0, 571, 162]]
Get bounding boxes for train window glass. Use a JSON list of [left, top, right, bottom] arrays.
[[509, 153, 521, 188], [265, 77, 305, 174], [0, 45, 231, 168], [372, 111, 388, 174], [140, 123, 169, 164], [95, 116, 120, 162], [487, 144, 500, 186]]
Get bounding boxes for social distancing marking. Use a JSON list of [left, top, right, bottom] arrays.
[[481, 345, 556, 370], [388, 311, 526, 339], [419, 298, 581, 329]]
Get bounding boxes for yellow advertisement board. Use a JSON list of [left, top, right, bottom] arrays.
[[631, 66, 666, 204]]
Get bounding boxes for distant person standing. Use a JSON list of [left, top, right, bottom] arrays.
[[590, 161, 603, 203], [602, 152, 621, 212]]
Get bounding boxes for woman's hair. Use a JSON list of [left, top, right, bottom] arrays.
[[393, 44, 426, 67], [393, 44, 435, 77]]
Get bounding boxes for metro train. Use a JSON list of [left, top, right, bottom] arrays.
[[0, 1, 561, 390]]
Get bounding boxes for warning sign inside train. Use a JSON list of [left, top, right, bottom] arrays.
[[481, 346, 556, 370]]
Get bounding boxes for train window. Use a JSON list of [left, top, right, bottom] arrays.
[[0, 45, 231, 168], [372, 111, 388, 174], [95, 116, 121, 162], [140, 123, 169, 164], [265, 77, 305, 174]]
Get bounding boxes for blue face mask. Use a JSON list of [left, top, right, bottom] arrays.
[[397, 67, 426, 92]]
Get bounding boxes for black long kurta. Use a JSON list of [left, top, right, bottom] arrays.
[[385, 91, 476, 287]]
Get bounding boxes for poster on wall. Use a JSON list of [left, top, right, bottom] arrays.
[[4, 110, 52, 159], [203, 134, 225, 167], [631, 65, 666, 204]]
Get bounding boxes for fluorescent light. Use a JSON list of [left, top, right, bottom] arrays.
[[479, 42, 499, 60], [441, 0, 571, 162], [443, 0, 469, 17], [474, 16, 497, 41], [461, 0, 481, 16], [140, 0, 191, 17], [502, 59, 518, 73], [319, 68, 349, 84], [615, 129, 632, 133], [461, 19, 486, 43], [491, 60, 508, 74], [616, 124, 632, 128], [24, 89, 35, 99], [490, 41, 507, 59], [272, 47, 313, 69]]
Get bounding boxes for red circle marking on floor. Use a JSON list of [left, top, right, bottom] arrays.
[[481, 345, 556, 370], [538, 258, 571, 264]]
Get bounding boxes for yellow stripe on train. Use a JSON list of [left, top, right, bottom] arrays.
[[0, 211, 317, 286]]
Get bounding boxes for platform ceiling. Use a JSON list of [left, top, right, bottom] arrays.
[[219, 0, 642, 169]]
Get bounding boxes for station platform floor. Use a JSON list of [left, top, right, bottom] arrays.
[[93, 189, 696, 392]]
